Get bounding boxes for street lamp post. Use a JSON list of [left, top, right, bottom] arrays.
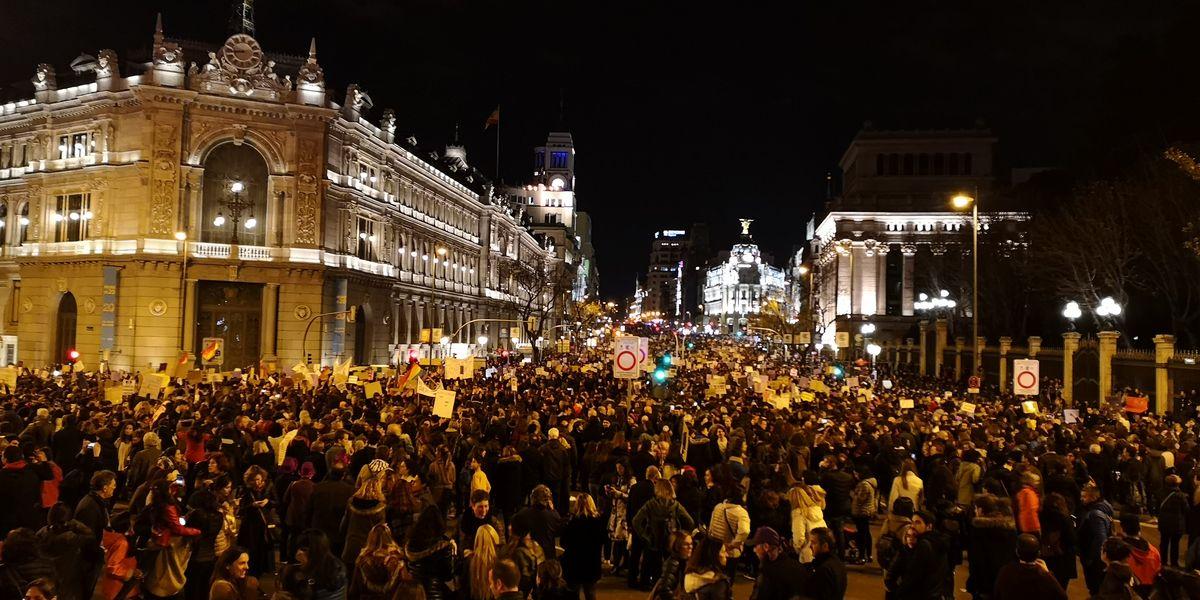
[[216, 180, 256, 245], [952, 192, 979, 371]]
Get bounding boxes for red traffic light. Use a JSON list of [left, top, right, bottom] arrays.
[[67, 349, 80, 362]]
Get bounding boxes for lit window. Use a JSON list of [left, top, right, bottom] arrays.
[[57, 132, 93, 159], [550, 151, 569, 169], [54, 193, 91, 242], [355, 217, 376, 261]]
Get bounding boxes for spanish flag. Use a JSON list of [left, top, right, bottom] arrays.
[[200, 340, 220, 362], [484, 106, 500, 130]]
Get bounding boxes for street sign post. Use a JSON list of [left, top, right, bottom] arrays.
[[1013, 359, 1040, 396], [614, 336, 640, 379], [638, 337, 650, 365]]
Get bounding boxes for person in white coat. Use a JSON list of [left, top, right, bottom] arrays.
[[888, 458, 924, 512]]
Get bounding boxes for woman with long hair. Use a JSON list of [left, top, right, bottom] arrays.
[[349, 523, 405, 600], [236, 465, 279, 577], [682, 534, 730, 600], [560, 493, 606, 600], [404, 505, 455, 600], [788, 475, 828, 562], [280, 529, 348, 600], [1039, 492, 1079, 591], [888, 458, 924, 511], [463, 524, 500, 600], [209, 546, 260, 600], [342, 466, 388, 566]]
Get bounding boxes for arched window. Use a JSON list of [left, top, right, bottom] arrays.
[[54, 292, 77, 364], [0, 204, 7, 245], [201, 144, 269, 245]]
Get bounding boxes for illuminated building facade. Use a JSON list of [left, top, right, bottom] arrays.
[[0, 15, 555, 370], [809, 126, 1028, 344], [701, 220, 786, 333]]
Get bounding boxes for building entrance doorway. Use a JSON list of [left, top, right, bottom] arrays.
[[195, 281, 262, 369]]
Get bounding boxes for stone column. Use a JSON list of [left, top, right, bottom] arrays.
[[1098, 331, 1121, 404], [918, 320, 929, 376], [874, 247, 887, 317], [901, 246, 916, 316], [999, 336, 1012, 394], [181, 279, 198, 355], [260, 283, 279, 364], [1062, 332, 1081, 406], [934, 319, 948, 378], [331, 278, 348, 361], [955, 337, 965, 380], [1028, 336, 1042, 358], [1154, 334, 1176, 414], [391, 296, 401, 347], [905, 338, 914, 365], [976, 337, 987, 377]]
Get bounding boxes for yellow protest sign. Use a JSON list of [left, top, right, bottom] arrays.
[[899, 398, 915, 409], [363, 382, 383, 398]]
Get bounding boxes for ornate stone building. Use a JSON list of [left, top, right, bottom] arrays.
[[0, 16, 558, 370], [701, 220, 787, 334]]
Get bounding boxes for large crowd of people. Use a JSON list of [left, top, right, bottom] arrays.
[[0, 329, 1199, 600]]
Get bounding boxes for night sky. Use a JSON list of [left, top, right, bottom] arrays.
[[3, 1, 1199, 301]]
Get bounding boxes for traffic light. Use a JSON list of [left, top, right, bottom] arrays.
[[653, 368, 668, 383], [661, 353, 672, 366], [832, 364, 844, 379], [687, 342, 695, 350]]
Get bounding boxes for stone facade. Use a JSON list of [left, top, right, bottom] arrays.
[[0, 19, 559, 371]]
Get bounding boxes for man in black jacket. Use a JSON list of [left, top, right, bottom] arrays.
[[896, 510, 950, 600], [75, 470, 117, 599], [305, 465, 354, 555], [819, 455, 854, 559], [749, 526, 808, 600], [540, 428, 572, 516], [805, 527, 848, 600]]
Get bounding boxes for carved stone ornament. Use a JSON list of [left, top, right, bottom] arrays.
[[96, 49, 119, 78], [83, 297, 97, 314], [380, 110, 397, 136], [56, 278, 68, 293], [20, 298, 32, 313], [294, 304, 312, 320], [148, 298, 168, 316], [193, 34, 290, 98], [32, 64, 56, 91], [296, 38, 324, 88]]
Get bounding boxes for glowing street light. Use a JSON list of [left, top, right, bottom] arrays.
[[1062, 301, 1082, 331], [1096, 296, 1123, 317], [861, 323, 876, 335], [866, 343, 881, 358], [477, 335, 489, 346]]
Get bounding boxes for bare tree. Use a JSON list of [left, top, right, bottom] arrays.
[[495, 254, 577, 361], [1028, 181, 1141, 335]]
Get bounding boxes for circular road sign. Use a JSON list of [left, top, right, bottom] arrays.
[[616, 350, 638, 372]]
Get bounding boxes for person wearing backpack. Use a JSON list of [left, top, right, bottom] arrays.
[[850, 468, 878, 565], [633, 479, 695, 591], [1078, 483, 1116, 597], [877, 497, 914, 574]]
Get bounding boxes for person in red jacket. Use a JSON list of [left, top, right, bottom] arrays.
[[1118, 513, 1161, 597], [1016, 472, 1042, 535]]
